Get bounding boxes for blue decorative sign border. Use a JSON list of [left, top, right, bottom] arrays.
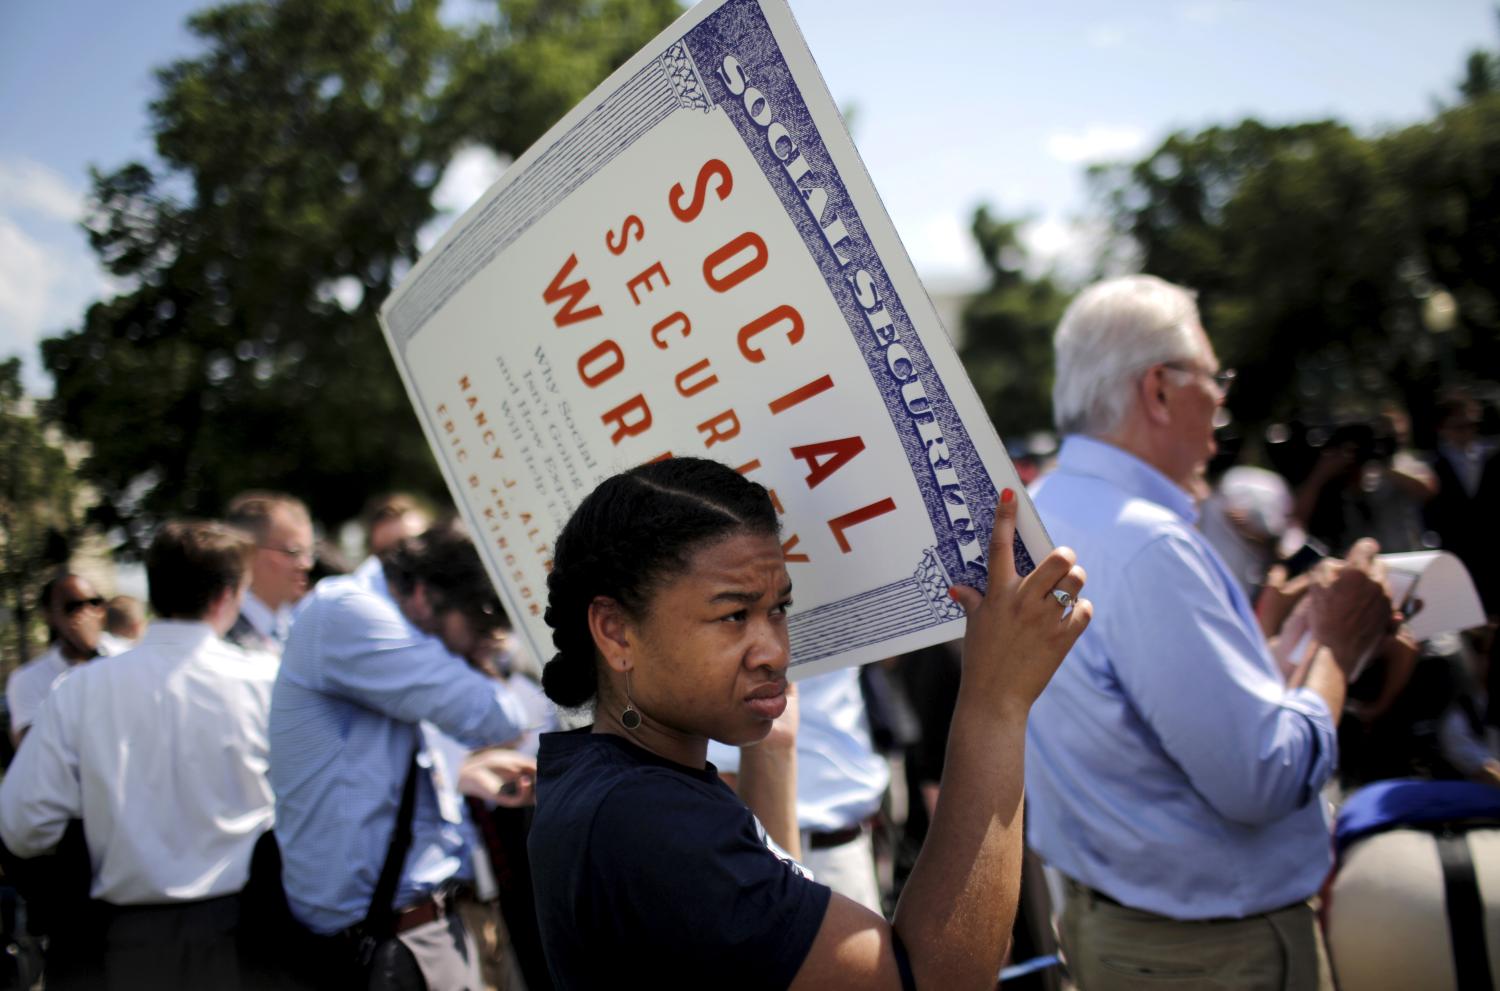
[[385, 42, 712, 349], [387, 0, 1036, 667]]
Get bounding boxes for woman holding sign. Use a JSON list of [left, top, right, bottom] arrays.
[[528, 457, 1089, 990]]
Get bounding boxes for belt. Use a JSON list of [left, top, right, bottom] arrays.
[[390, 881, 477, 935], [391, 895, 447, 935], [1066, 877, 1307, 924], [807, 825, 863, 850]]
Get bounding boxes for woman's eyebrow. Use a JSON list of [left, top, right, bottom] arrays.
[[708, 581, 793, 605], [708, 590, 760, 605]]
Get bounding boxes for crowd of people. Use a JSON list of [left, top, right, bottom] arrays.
[[0, 274, 1497, 990]]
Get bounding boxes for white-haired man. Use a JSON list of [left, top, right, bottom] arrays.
[[1026, 275, 1392, 989]]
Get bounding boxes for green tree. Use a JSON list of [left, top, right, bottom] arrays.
[[0, 359, 87, 671], [958, 207, 1070, 441], [1086, 26, 1500, 442], [447, 0, 687, 151], [1457, 9, 1500, 100], [1383, 93, 1500, 385], [42, 0, 680, 545], [1088, 120, 1408, 429]]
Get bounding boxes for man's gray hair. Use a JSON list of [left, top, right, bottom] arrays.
[[1052, 275, 1204, 437]]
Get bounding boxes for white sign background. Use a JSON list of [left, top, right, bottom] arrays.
[[380, 0, 1052, 679]]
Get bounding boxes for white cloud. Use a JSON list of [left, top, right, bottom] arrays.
[[1020, 214, 1117, 285], [907, 211, 985, 282], [1085, 25, 1125, 49], [1044, 125, 1148, 165], [418, 144, 510, 254], [0, 159, 85, 223], [0, 158, 112, 394], [0, 218, 62, 342], [1022, 216, 1077, 260]]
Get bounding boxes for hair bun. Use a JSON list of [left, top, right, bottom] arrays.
[[541, 650, 598, 709]]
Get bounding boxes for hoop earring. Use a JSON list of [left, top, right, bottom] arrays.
[[621, 669, 642, 731]]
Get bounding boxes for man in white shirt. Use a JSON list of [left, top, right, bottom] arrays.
[[225, 490, 315, 653], [709, 669, 890, 913], [0, 520, 277, 988], [6, 573, 129, 746]]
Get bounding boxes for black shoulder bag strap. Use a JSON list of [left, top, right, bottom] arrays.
[[362, 747, 422, 940]]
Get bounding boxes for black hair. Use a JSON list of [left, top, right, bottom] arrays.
[[541, 457, 780, 709], [37, 573, 65, 618], [381, 518, 508, 632], [37, 572, 71, 642]]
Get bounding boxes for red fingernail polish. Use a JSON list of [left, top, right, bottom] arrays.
[[947, 586, 961, 602], [1001, 488, 1015, 504]]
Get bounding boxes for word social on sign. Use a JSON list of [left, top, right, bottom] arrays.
[[379, 0, 1051, 678]]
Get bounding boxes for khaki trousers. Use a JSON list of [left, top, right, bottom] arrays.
[[1059, 879, 1333, 991], [802, 829, 883, 916]]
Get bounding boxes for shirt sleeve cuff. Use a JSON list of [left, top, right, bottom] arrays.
[[1282, 687, 1339, 795]]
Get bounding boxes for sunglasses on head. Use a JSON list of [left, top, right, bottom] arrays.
[[63, 597, 106, 615]]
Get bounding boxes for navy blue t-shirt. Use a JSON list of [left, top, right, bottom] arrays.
[[530, 728, 831, 990]]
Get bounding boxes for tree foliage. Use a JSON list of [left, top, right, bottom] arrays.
[[958, 208, 1069, 442], [1088, 120, 1417, 430], [1086, 36, 1500, 444], [42, 0, 680, 546], [0, 359, 86, 669]]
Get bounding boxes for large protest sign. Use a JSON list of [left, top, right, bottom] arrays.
[[379, 0, 1052, 679]]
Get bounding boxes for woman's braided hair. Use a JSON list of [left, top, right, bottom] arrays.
[[541, 457, 779, 709]]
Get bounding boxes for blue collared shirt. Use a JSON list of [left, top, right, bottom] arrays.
[[269, 573, 526, 934], [1026, 436, 1337, 920]]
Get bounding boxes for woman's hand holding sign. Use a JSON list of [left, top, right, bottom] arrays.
[[948, 487, 1092, 719], [795, 488, 1090, 991]]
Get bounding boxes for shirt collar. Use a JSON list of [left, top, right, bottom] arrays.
[[240, 591, 288, 640], [353, 556, 391, 600], [138, 619, 219, 647], [1055, 434, 1200, 524]]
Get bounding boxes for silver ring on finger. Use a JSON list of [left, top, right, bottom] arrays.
[[1051, 588, 1074, 610]]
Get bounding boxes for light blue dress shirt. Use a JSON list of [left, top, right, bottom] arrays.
[[269, 571, 526, 934], [708, 668, 889, 832], [1026, 436, 1337, 920]]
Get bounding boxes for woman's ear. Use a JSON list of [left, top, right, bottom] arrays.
[[587, 596, 634, 674]]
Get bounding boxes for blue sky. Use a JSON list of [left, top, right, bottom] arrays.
[[2, 0, 1495, 393]]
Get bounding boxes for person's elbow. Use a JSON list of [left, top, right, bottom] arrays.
[[446, 681, 531, 750], [1206, 776, 1317, 827], [489, 689, 530, 748], [1199, 742, 1327, 826], [0, 800, 59, 859]]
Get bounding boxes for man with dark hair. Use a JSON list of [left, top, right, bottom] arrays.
[[271, 519, 532, 990], [0, 521, 276, 987], [6, 573, 128, 746], [225, 490, 314, 653]]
